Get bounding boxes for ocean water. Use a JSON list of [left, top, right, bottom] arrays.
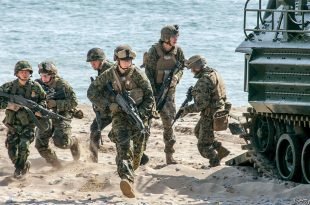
[[0, 0, 250, 107]]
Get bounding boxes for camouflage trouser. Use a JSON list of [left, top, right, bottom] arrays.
[[6, 126, 35, 170], [35, 118, 74, 164], [159, 90, 176, 154], [194, 115, 222, 161], [89, 114, 113, 151], [112, 112, 145, 183]]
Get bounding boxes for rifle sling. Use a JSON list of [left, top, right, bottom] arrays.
[[23, 107, 48, 131], [112, 68, 123, 92]]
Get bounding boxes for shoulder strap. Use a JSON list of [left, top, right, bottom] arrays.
[[154, 43, 164, 57], [11, 79, 19, 95], [112, 68, 123, 92], [25, 81, 34, 98]]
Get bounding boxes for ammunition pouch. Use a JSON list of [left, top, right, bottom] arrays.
[[16, 109, 30, 126], [4, 110, 15, 125], [213, 110, 229, 131]]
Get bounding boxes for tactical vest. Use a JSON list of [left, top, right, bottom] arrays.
[[205, 68, 226, 109], [4, 80, 38, 127], [111, 67, 144, 105], [154, 43, 177, 84]]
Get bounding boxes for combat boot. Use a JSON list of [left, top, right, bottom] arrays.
[[21, 160, 31, 175], [70, 137, 81, 161], [140, 153, 149, 166], [89, 143, 98, 163], [166, 153, 177, 165], [13, 168, 22, 179], [51, 159, 62, 169], [90, 152, 98, 163], [14, 160, 31, 179], [217, 146, 230, 161], [120, 179, 135, 198], [209, 157, 220, 167]]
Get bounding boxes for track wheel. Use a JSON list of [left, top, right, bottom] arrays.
[[302, 139, 310, 183], [276, 134, 302, 182], [252, 116, 275, 153]]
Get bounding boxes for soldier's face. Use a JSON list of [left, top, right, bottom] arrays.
[[40, 73, 52, 83], [169, 35, 178, 46], [191, 66, 201, 74], [17, 70, 31, 81], [90, 60, 102, 70], [119, 59, 132, 70]]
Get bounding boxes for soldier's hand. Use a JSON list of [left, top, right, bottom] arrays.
[[35, 111, 42, 117], [47, 100, 57, 108], [6, 102, 22, 111], [170, 76, 179, 88], [109, 103, 120, 114]]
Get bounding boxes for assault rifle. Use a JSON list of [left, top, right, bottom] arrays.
[[36, 79, 67, 100], [0, 91, 70, 130], [170, 86, 193, 128], [91, 76, 103, 145], [106, 82, 146, 134], [46, 88, 67, 100], [156, 61, 183, 112]]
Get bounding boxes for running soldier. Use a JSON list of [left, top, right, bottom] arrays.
[[35, 61, 80, 168], [0, 61, 45, 178], [87, 45, 154, 198]]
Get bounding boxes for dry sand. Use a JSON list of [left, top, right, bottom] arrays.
[[0, 105, 309, 205]]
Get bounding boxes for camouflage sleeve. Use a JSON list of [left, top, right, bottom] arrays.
[[0, 82, 12, 109], [145, 46, 157, 93], [134, 70, 154, 118], [185, 77, 212, 113], [55, 81, 78, 112], [174, 47, 185, 81], [87, 69, 112, 110]]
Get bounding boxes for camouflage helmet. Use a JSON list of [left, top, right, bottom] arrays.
[[160, 25, 179, 42], [114, 44, 136, 61], [185, 55, 207, 69], [38, 61, 58, 75], [14, 60, 33, 75], [86, 48, 106, 62]]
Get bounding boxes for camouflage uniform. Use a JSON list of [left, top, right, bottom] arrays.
[[0, 61, 45, 177], [145, 41, 185, 157], [88, 64, 154, 183], [89, 60, 114, 162], [35, 62, 80, 167], [182, 55, 230, 167]]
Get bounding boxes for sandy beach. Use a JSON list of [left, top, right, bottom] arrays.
[[0, 105, 309, 205]]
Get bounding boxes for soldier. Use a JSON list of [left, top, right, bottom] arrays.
[[86, 48, 114, 162], [180, 55, 230, 167], [87, 45, 154, 198], [35, 61, 80, 168], [144, 25, 185, 164], [0, 61, 46, 178]]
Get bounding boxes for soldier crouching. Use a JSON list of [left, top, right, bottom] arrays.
[[180, 55, 230, 167]]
